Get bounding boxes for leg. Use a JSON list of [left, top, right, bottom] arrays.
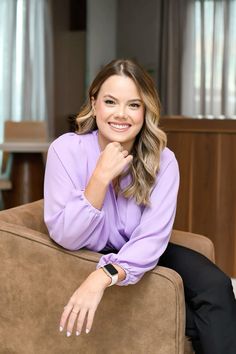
[[159, 243, 236, 354]]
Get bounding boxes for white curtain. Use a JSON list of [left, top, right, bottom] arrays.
[[182, 0, 236, 118], [0, 0, 53, 142]]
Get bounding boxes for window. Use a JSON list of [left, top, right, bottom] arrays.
[[194, 0, 236, 117], [0, 0, 52, 144]]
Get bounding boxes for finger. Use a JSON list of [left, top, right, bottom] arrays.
[[122, 150, 129, 157], [112, 142, 121, 147], [109, 142, 120, 150], [76, 308, 88, 335], [115, 144, 123, 152], [124, 155, 133, 164], [66, 308, 80, 337], [85, 308, 96, 334], [112, 142, 124, 152], [59, 303, 73, 332]]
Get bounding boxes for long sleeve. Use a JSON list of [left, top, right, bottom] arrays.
[[96, 155, 180, 286], [44, 137, 107, 251]]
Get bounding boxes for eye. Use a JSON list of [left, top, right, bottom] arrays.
[[104, 99, 115, 105], [130, 102, 141, 109]]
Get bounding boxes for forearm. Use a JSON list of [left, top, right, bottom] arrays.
[[84, 171, 110, 210]]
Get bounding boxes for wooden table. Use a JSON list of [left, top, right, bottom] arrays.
[[0, 141, 50, 209]]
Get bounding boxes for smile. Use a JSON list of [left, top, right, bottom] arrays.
[[108, 122, 131, 131]]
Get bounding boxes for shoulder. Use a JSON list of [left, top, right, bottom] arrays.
[[46, 131, 98, 187], [47, 131, 99, 172], [49, 131, 96, 157], [155, 147, 179, 183], [50, 132, 92, 150], [160, 147, 178, 170]]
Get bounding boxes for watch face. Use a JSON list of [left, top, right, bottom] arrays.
[[104, 264, 118, 276]]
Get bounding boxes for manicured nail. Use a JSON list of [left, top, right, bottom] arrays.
[[59, 326, 63, 332], [66, 331, 71, 337], [76, 331, 80, 336], [86, 328, 90, 334]]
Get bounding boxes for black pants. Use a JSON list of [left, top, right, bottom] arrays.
[[159, 243, 236, 354]]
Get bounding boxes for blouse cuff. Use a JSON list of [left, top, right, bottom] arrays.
[[96, 254, 137, 286]]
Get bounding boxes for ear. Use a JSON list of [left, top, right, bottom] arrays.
[[91, 96, 96, 110], [91, 96, 96, 117]]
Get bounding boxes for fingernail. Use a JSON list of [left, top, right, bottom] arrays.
[[66, 331, 71, 337], [86, 328, 90, 334], [76, 331, 80, 336], [59, 326, 63, 332]]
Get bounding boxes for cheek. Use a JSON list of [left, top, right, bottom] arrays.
[[95, 107, 105, 121], [135, 109, 145, 125], [95, 103, 111, 120]]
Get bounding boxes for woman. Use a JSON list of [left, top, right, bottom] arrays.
[[44, 59, 236, 353]]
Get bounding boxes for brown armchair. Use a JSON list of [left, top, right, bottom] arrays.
[[0, 200, 215, 354]]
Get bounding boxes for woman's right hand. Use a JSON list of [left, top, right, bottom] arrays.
[[93, 142, 133, 185]]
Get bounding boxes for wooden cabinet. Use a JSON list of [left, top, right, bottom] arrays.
[[161, 117, 236, 277]]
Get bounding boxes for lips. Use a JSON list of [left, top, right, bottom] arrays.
[[108, 122, 131, 131]]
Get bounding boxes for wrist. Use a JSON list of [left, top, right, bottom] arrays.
[[92, 169, 110, 187], [84, 170, 110, 210], [89, 268, 112, 289]]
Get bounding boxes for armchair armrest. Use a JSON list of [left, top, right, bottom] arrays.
[[0, 220, 185, 354], [171, 229, 215, 262]]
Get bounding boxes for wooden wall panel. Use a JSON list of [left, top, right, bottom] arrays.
[[161, 117, 236, 277], [191, 134, 219, 237], [166, 132, 193, 231], [217, 134, 236, 273]]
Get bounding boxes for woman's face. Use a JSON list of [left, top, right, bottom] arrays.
[[92, 75, 145, 152]]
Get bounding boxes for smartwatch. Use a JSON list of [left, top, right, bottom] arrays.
[[102, 264, 119, 286]]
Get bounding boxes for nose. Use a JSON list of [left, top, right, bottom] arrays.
[[114, 105, 127, 120]]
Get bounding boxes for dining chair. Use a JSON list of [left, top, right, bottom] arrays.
[[4, 120, 48, 142], [0, 120, 48, 209]]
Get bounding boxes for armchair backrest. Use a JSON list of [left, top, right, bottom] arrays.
[[0, 199, 48, 235], [171, 230, 215, 262], [0, 199, 215, 263]]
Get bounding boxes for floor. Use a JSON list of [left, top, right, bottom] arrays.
[[232, 278, 236, 297]]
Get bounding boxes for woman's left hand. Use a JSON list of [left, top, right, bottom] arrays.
[[59, 269, 110, 336]]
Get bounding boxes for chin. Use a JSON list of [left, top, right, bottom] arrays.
[[109, 133, 132, 143]]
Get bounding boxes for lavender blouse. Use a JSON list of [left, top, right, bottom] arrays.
[[44, 130, 179, 286]]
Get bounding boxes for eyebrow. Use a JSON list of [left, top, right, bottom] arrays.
[[103, 94, 142, 103]]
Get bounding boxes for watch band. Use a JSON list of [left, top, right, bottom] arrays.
[[102, 264, 119, 286]]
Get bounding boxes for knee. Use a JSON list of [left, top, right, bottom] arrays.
[[212, 269, 231, 289], [192, 270, 235, 315], [191, 262, 231, 296], [200, 267, 232, 300]]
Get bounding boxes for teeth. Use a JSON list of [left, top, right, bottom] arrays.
[[110, 123, 130, 129]]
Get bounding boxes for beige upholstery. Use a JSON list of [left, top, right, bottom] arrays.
[[0, 200, 215, 354]]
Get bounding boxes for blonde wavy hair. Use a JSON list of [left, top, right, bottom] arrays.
[[75, 59, 167, 206]]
